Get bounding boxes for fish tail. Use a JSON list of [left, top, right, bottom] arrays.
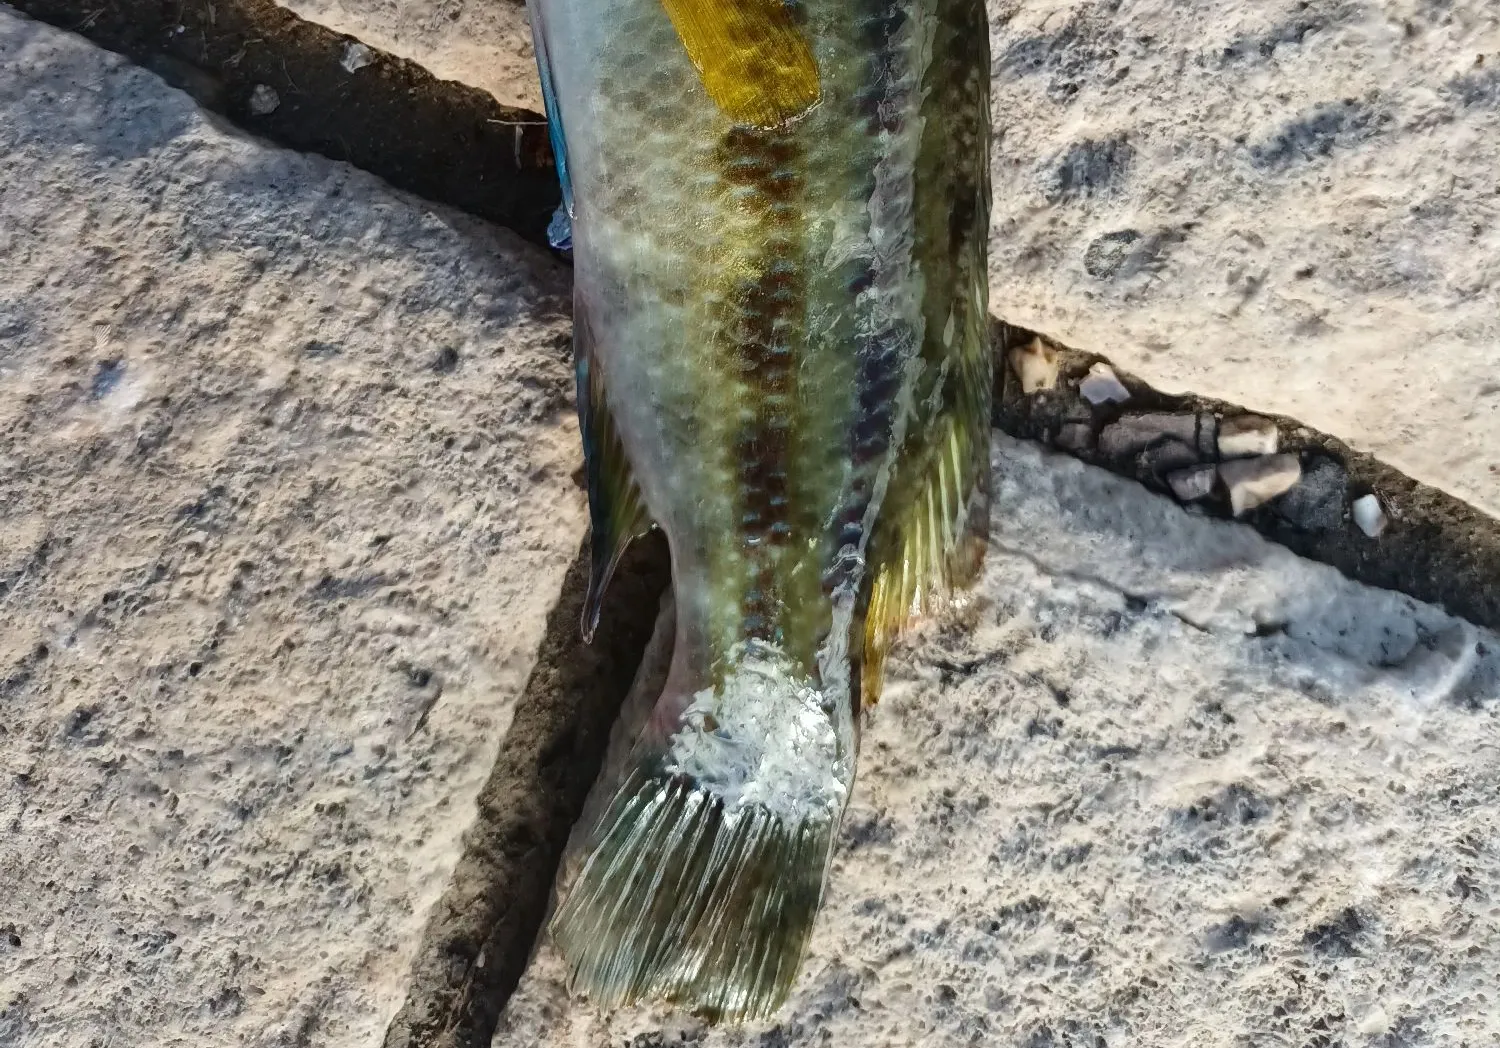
[[550, 761, 838, 1023], [551, 650, 851, 1023]]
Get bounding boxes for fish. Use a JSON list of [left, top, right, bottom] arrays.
[[526, 0, 992, 1023]]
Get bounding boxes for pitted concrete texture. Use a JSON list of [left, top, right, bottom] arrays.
[[0, 10, 584, 1046], [987, 0, 1500, 518]]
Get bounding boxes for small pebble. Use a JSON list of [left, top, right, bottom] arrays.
[[1080, 363, 1130, 405], [1352, 494, 1388, 537], [1141, 439, 1200, 479], [1008, 337, 1060, 394], [1100, 413, 1197, 457], [1218, 415, 1279, 458], [247, 84, 280, 116], [341, 41, 374, 73], [1167, 464, 1216, 502], [1220, 454, 1302, 516]]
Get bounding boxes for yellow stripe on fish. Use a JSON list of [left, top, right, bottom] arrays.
[[659, 0, 821, 128]]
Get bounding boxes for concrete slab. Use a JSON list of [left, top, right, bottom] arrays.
[[276, 0, 541, 111], [0, 10, 583, 1046], [500, 435, 1500, 1047], [988, 0, 1500, 518]]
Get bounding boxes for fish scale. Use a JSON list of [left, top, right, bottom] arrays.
[[529, 0, 991, 1020], [715, 126, 808, 648]]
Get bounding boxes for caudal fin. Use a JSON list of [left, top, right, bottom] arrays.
[[550, 760, 839, 1023]]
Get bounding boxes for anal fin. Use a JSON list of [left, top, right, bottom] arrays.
[[862, 414, 989, 707], [577, 347, 655, 643]]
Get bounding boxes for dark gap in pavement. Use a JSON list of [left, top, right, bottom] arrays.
[[990, 320, 1500, 635], [20, 7, 1500, 1046]]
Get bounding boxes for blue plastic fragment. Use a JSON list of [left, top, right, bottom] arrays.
[[548, 205, 573, 254]]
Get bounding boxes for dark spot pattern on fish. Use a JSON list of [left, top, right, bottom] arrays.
[[713, 127, 809, 641], [949, 191, 979, 258], [844, 260, 877, 295], [855, 0, 910, 137], [856, 339, 904, 410], [829, 504, 869, 572], [824, 0, 921, 592], [852, 334, 903, 467]]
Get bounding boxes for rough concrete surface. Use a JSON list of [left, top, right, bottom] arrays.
[[9, 0, 562, 250], [6, 2, 1500, 1047], [0, 10, 585, 1046], [500, 435, 1500, 1048], [275, 0, 542, 111], [382, 536, 670, 1048], [988, 0, 1500, 517]]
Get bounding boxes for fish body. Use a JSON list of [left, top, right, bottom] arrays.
[[529, 0, 992, 1021]]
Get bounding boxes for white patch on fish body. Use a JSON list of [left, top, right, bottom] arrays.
[[665, 644, 853, 824], [815, 575, 860, 770], [822, 198, 876, 271]]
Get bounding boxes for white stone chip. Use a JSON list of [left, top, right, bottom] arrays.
[[1219, 454, 1302, 516], [1353, 494, 1389, 537], [1009, 337, 1060, 394], [1167, 464, 1216, 502], [341, 41, 375, 73], [247, 83, 280, 115], [1218, 415, 1279, 458], [1080, 362, 1130, 405]]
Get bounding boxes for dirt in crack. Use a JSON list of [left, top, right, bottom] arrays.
[[381, 532, 670, 1048], [992, 319, 1500, 635]]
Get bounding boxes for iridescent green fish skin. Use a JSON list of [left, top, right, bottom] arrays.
[[531, 0, 991, 1021]]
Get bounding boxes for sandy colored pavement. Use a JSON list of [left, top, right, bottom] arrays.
[[987, 0, 1500, 519], [0, 10, 584, 1045], [277, 0, 542, 111], [4, 2, 1499, 1047], [501, 434, 1500, 1048]]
